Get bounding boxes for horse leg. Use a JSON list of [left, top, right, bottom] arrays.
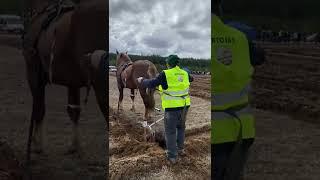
[[26, 60, 47, 155], [117, 87, 124, 113], [138, 88, 150, 121], [66, 87, 81, 154], [31, 86, 46, 154], [130, 89, 135, 112]]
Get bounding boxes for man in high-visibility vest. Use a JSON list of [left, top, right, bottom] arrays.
[[137, 55, 193, 164], [212, 0, 265, 179]]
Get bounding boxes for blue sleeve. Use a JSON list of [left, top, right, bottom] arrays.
[[188, 74, 193, 82], [182, 67, 193, 82], [142, 71, 168, 89]]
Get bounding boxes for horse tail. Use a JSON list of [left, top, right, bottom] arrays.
[[146, 62, 157, 95], [146, 62, 157, 109]]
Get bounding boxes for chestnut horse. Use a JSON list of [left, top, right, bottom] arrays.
[[23, 0, 108, 167], [116, 51, 157, 120]]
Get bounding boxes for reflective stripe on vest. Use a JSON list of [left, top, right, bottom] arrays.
[[160, 66, 191, 109], [211, 106, 255, 144], [212, 84, 250, 110], [162, 94, 190, 101], [211, 105, 251, 120], [163, 88, 189, 96]]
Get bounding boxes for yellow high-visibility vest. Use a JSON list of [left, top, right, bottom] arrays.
[[159, 66, 191, 109], [212, 15, 255, 144]]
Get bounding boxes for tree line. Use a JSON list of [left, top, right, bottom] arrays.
[[108, 53, 210, 72]]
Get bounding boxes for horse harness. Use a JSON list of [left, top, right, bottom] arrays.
[[27, 0, 75, 84], [118, 62, 133, 88], [29, 0, 75, 46]]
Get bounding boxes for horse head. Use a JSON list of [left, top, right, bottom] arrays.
[[116, 51, 131, 67]]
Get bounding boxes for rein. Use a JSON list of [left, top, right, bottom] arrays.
[[118, 62, 133, 88]]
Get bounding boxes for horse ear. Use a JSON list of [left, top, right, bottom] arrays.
[[125, 51, 128, 54], [116, 50, 119, 54]]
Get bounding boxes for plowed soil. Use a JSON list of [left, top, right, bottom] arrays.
[[252, 43, 320, 122], [246, 42, 320, 179]]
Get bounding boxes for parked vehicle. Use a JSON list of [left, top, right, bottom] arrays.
[[0, 15, 24, 34], [109, 66, 117, 72]]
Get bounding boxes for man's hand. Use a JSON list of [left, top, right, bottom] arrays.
[[137, 77, 144, 83]]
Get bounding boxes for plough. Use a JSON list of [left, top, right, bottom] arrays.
[[139, 103, 210, 141]]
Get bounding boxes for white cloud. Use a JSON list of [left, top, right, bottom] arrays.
[[109, 0, 210, 59]]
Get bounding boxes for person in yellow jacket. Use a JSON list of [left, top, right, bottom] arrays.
[[137, 55, 193, 164], [212, 0, 265, 179]]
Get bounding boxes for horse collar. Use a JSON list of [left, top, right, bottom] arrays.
[[120, 62, 132, 73], [122, 62, 132, 68], [119, 62, 133, 88]]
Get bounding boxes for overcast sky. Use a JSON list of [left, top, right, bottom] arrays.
[[109, 0, 211, 59]]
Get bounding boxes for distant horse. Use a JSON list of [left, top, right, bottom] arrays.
[[116, 51, 157, 120]]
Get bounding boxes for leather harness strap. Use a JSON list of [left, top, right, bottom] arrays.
[[67, 104, 81, 109], [119, 62, 133, 88], [27, 1, 75, 84], [48, 31, 56, 84]]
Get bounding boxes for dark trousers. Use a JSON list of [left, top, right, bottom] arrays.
[[212, 138, 254, 180], [164, 108, 188, 159]]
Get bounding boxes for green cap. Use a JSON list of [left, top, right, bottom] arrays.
[[166, 54, 180, 67]]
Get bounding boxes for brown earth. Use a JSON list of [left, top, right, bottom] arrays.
[[189, 75, 211, 100], [109, 108, 210, 180], [0, 35, 107, 179], [248, 43, 320, 179], [252, 43, 320, 122]]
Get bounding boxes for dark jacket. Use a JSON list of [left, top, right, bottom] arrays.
[[248, 41, 266, 66], [225, 20, 266, 66]]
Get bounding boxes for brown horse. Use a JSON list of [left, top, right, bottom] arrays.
[[116, 51, 158, 120], [23, 0, 108, 163]]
